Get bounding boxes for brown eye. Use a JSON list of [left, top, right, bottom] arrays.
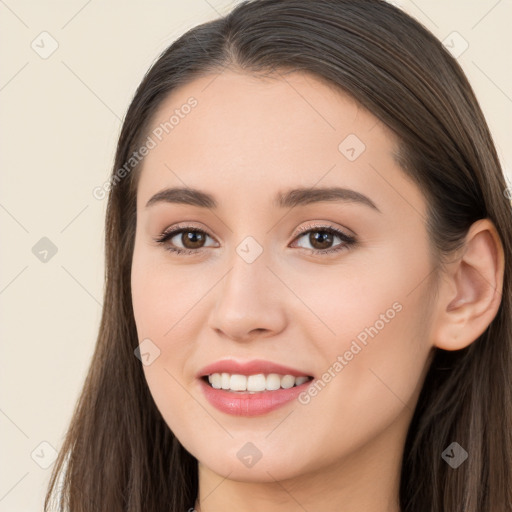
[[306, 231, 334, 250], [292, 226, 356, 255], [178, 230, 207, 249], [154, 227, 217, 255]]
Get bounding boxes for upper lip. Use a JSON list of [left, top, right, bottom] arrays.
[[197, 359, 312, 378]]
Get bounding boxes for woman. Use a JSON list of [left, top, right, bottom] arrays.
[[44, 0, 512, 510]]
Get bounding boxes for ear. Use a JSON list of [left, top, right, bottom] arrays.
[[432, 219, 505, 351]]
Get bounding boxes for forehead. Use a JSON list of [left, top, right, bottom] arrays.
[[143, 69, 395, 157], [135, 69, 422, 218]]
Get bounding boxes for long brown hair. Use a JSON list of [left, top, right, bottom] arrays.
[[44, 1, 512, 510]]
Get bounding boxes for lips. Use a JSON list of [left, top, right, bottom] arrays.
[[197, 359, 314, 416]]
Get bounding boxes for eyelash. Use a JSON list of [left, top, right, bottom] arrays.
[[153, 223, 356, 257]]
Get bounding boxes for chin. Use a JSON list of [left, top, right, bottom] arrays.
[[192, 440, 318, 483]]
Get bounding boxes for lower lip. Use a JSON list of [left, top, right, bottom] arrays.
[[199, 378, 312, 417]]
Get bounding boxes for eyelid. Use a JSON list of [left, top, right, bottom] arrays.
[[292, 222, 355, 239], [157, 222, 215, 239], [153, 222, 218, 246]]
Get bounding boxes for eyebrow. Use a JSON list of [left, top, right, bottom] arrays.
[[145, 186, 380, 212]]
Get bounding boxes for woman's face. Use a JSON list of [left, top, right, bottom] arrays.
[[131, 70, 437, 482]]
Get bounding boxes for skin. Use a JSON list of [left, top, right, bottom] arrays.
[[130, 69, 504, 512]]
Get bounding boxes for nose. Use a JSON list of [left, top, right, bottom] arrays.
[[207, 247, 287, 343]]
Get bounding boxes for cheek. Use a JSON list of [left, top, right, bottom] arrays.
[[291, 250, 422, 363], [293, 245, 433, 432], [131, 264, 202, 381], [131, 249, 216, 396], [283, 290, 432, 478], [131, 248, 207, 344], [131, 260, 211, 444]]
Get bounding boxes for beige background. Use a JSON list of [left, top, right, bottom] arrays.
[[1, 0, 511, 510]]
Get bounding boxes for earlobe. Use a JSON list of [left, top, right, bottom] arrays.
[[433, 219, 505, 351]]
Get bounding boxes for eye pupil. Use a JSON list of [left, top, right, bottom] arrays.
[[310, 231, 333, 250]]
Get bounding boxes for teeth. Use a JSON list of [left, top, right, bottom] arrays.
[[294, 376, 309, 386], [221, 372, 230, 390], [281, 375, 295, 389], [247, 374, 266, 391], [210, 373, 222, 389], [230, 374, 246, 391], [266, 373, 281, 391], [207, 373, 311, 392]]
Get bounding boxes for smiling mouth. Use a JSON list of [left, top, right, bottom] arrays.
[[202, 373, 314, 393]]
